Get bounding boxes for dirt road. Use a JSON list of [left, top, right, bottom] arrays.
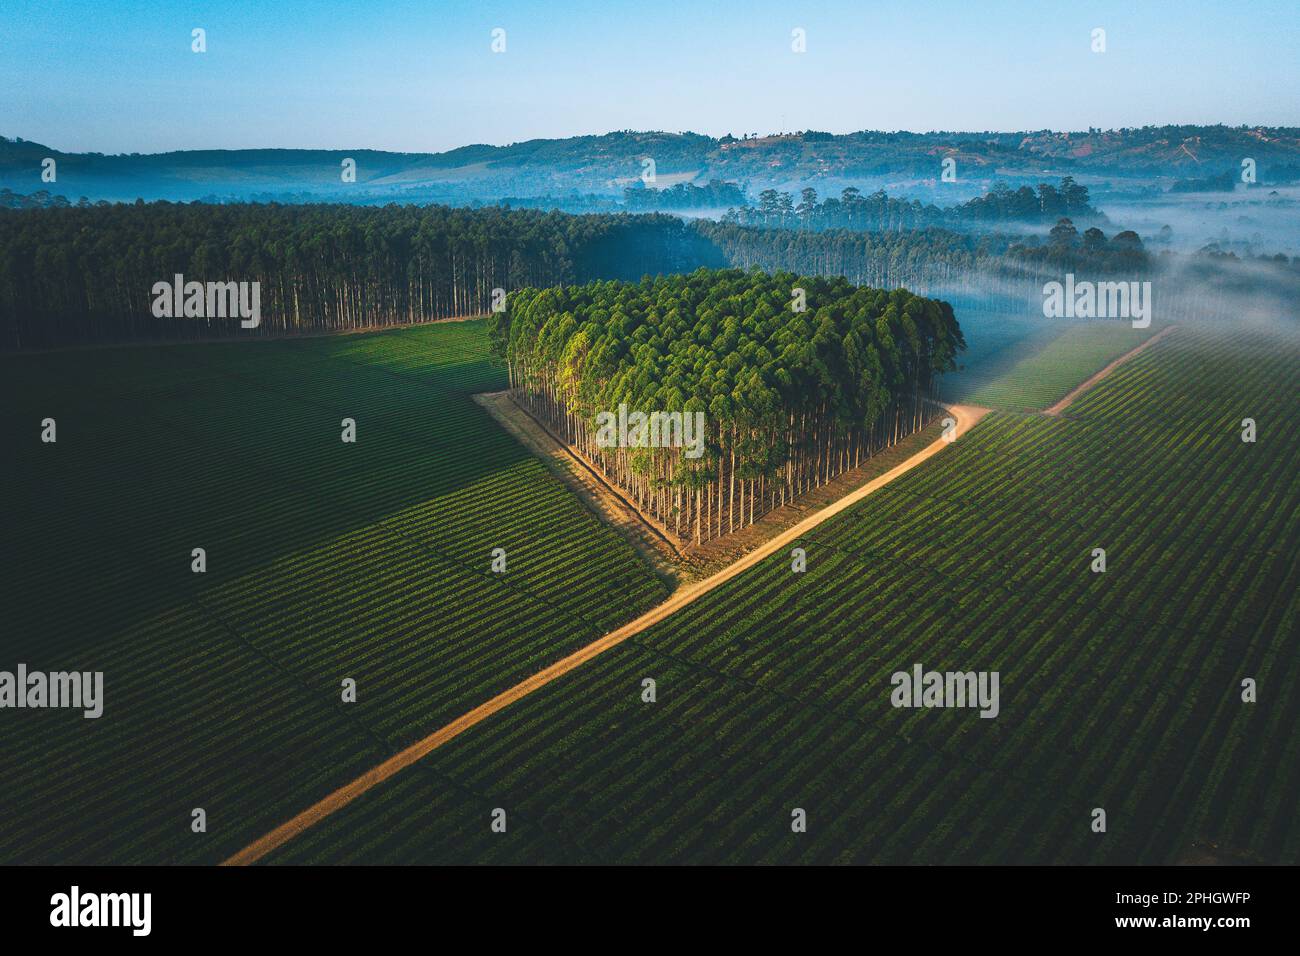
[[1044, 326, 1176, 416], [222, 403, 990, 865]]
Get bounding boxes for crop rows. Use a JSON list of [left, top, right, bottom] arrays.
[[267, 324, 1299, 864], [946, 319, 1155, 411], [0, 321, 667, 863]]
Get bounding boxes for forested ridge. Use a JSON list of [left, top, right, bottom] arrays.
[[9, 127, 1300, 202], [491, 269, 963, 544]]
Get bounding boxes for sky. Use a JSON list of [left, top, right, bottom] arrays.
[[2, 0, 1298, 155]]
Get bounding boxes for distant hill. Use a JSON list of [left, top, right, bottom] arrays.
[[4, 126, 1299, 204]]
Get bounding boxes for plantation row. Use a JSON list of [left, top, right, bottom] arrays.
[[0, 322, 669, 863], [495, 270, 963, 543], [266, 324, 1299, 864], [946, 321, 1156, 411]]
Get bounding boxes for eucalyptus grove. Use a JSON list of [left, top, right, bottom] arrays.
[[492, 269, 964, 545], [0, 202, 719, 348]]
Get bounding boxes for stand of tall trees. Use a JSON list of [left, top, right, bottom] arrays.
[[695, 222, 994, 291], [491, 269, 964, 546], [0, 202, 723, 348], [7, 194, 1290, 352], [727, 178, 1100, 231], [623, 179, 747, 210], [693, 218, 1167, 301]]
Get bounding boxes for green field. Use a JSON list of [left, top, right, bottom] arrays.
[[4, 317, 1296, 866], [263, 325, 1300, 864], [0, 321, 668, 863], [944, 318, 1157, 411]]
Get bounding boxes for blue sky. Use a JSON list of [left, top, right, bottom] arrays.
[[3, 0, 1297, 154]]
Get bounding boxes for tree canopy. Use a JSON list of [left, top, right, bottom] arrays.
[[492, 268, 964, 543]]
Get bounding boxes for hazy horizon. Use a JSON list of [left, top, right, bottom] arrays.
[[10, 123, 1300, 159], [4, 0, 1298, 154]]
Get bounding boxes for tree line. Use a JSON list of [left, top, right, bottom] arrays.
[[1006, 220, 1149, 273], [0, 202, 723, 348], [5, 195, 1295, 350], [694, 217, 1167, 294], [623, 179, 747, 210], [490, 268, 964, 545], [725, 177, 1099, 231]]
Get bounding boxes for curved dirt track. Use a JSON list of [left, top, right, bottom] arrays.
[[1044, 326, 1176, 416], [222, 403, 989, 866]]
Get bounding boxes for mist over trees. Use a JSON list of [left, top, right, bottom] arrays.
[[9, 126, 1298, 204], [623, 179, 747, 210], [491, 269, 963, 544], [726, 178, 1099, 231], [696, 218, 1153, 288], [3, 196, 1296, 350], [1005, 220, 1149, 273]]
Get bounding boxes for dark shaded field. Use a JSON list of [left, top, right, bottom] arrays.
[[0, 321, 666, 863]]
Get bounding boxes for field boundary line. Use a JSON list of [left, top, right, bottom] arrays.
[[473, 392, 686, 580], [504, 391, 687, 556], [1, 313, 490, 357], [222, 403, 989, 866], [1043, 325, 1176, 416]]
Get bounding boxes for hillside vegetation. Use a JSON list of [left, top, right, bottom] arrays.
[[6, 126, 1299, 202]]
